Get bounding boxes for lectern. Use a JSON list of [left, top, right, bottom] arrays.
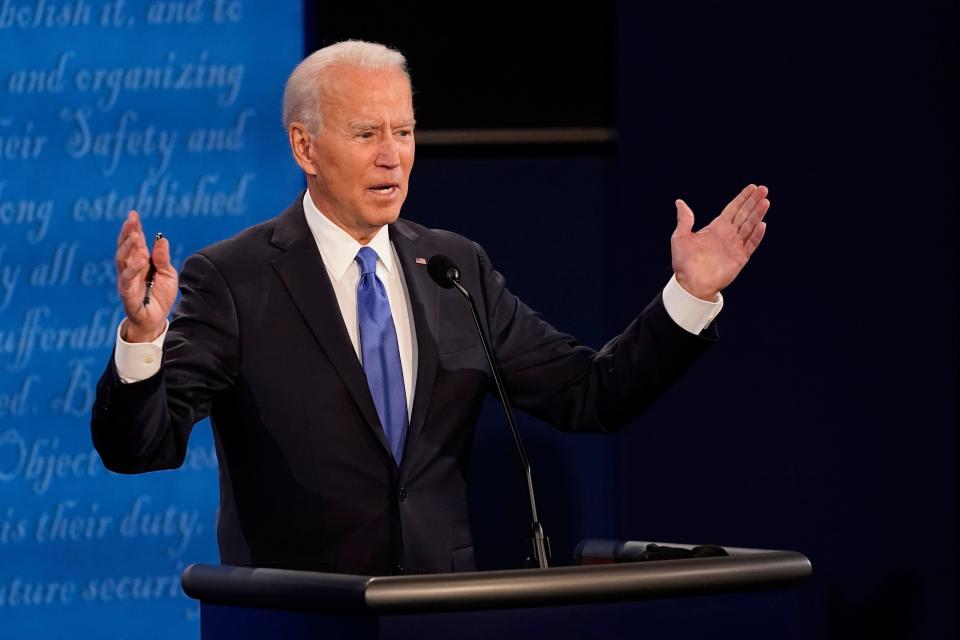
[[182, 541, 811, 640]]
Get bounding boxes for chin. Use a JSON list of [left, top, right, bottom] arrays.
[[370, 205, 404, 226]]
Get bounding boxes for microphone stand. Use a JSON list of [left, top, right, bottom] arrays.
[[444, 276, 551, 569]]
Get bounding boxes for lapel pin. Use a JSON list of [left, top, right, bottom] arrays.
[[415, 257, 427, 265]]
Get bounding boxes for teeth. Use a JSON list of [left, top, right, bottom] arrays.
[[372, 186, 394, 193]]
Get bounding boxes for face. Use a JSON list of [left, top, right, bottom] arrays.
[[291, 64, 415, 243]]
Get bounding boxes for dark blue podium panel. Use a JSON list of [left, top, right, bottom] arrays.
[[202, 590, 807, 640]]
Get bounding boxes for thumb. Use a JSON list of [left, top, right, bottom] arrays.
[[674, 199, 695, 235], [151, 233, 172, 271]]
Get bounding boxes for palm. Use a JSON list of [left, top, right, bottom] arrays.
[[122, 263, 177, 327], [670, 185, 769, 300]]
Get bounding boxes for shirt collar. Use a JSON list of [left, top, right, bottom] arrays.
[[302, 191, 395, 280]]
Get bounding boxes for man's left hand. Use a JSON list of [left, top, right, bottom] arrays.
[[670, 184, 770, 301]]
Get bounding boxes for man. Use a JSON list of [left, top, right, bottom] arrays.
[[92, 41, 769, 576]]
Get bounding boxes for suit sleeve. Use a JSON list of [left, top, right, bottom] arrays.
[[91, 252, 240, 473], [473, 243, 717, 433]]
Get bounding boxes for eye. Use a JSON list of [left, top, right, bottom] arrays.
[[357, 131, 374, 139], [397, 129, 413, 138]]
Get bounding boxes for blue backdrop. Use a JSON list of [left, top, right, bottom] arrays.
[[0, 1, 302, 637]]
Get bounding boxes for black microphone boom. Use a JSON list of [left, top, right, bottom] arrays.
[[426, 254, 551, 570]]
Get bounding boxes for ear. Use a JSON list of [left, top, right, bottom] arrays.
[[288, 122, 318, 176]]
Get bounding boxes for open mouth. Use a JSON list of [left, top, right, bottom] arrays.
[[368, 183, 400, 195]]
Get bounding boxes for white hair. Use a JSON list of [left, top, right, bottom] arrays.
[[282, 40, 409, 133]]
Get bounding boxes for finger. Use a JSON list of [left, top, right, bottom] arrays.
[[733, 185, 768, 228], [117, 210, 142, 249], [116, 214, 146, 260], [151, 235, 173, 272], [119, 248, 150, 281], [116, 229, 147, 270], [117, 234, 150, 283], [738, 198, 770, 241], [745, 221, 767, 256], [115, 233, 135, 269], [674, 199, 695, 235], [718, 184, 756, 222]]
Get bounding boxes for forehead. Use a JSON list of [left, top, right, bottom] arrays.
[[319, 64, 413, 121]]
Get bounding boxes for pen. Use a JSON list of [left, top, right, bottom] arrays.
[[142, 232, 163, 307]]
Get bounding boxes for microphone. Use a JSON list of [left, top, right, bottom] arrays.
[[427, 255, 551, 570], [426, 255, 459, 289]]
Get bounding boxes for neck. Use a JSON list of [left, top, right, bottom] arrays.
[[306, 183, 381, 245]]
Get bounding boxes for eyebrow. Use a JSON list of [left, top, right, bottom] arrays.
[[349, 119, 417, 132]]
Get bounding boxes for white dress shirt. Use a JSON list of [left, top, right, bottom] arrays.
[[115, 194, 723, 404], [300, 192, 417, 418]]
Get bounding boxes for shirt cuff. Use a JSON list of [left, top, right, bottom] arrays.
[[662, 274, 723, 335], [114, 320, 168, 383]]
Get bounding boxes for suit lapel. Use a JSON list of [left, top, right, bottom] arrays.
[[268, 201, 392, 459], [390, 221, 439, 469]]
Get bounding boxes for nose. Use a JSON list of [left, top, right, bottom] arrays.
[[375, 135, 401, 169]]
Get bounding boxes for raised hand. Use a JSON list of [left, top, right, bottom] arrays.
[[670, 184, 770, 301], [115, 211, 178, 343]]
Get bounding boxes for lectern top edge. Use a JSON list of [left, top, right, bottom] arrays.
[[182, 546, 811, 615]]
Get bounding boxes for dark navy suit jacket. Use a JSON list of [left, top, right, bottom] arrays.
[[91, 196, 716, 575]]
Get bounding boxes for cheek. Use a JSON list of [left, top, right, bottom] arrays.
[[327, 165, 363, 199], [317, 145, 366, 181]]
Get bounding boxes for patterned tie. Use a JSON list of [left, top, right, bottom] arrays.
[[355, 246, 408, 464]]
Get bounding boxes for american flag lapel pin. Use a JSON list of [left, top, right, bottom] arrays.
[[415, 257, 427, 265]]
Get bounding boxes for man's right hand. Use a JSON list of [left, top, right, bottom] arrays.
[[116, 210, 178, 343]]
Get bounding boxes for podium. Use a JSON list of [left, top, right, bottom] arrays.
[[182, 541, 811, 640]]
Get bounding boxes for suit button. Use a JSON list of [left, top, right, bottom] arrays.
[[398, 487, 408, 502]]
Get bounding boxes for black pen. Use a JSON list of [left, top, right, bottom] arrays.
[[142, 232, 163, 307]]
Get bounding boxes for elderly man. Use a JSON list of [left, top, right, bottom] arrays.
[[92, 41, 769, 576]]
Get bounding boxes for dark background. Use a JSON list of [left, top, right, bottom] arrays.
[[304, 3, 615, 129], [307, 1, 956, 637]]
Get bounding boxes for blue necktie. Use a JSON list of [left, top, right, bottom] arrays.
[[355, 247, 408, 464]]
